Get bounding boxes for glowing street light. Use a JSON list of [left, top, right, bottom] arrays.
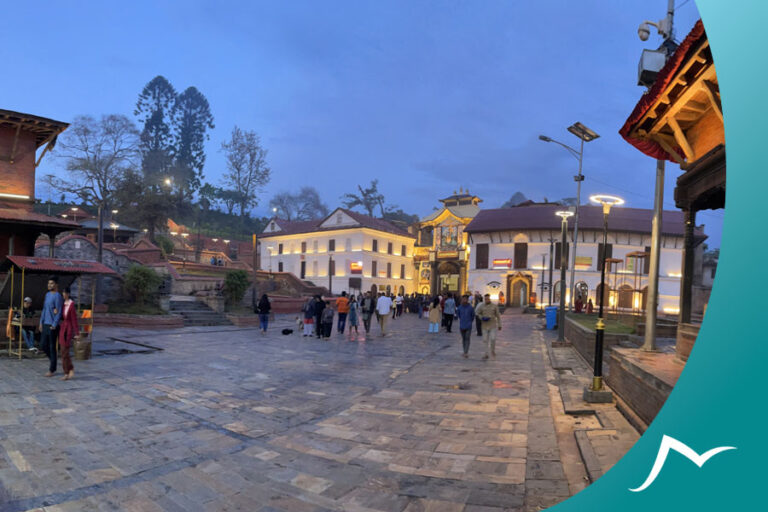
[[584, 194, 624, 401], [110, 222, 119, 242]]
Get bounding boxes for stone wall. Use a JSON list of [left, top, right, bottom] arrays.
[[676, 323, 700, 361], [564, 317, 632, 374], [94, 313, 184, 329]]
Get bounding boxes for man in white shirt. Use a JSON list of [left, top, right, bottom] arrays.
[[376, 293, 393, 336]]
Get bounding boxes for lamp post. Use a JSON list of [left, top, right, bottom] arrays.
[[328, 253, 334, 295], [539, 122, 599, 312], [555, 210, 574, 342], [110, 223, 119, 243], [584, 194, 624, 402], [547, 238, 555, 306]]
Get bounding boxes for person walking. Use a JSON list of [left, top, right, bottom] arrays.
[[476, 293, 502, 359], [313, 295, 326, 338], [395, 293, 404, 317], [376, 292, 393, 336], [348, 296, 360, 339], [442, 293, 456, 333], [361, 291, 375, 334], [320, 302, 334, 339], [474, 292, 484, 337], [256, 293, 271, 334], [302, 297, 315, 337], [336, 291, 350, 334], [39, 276, 63, 377], [456, 295, 475, 358], [425, 297, 439, 334], [58, 287, 79, 380]]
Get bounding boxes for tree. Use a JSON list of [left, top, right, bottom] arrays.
[[558, 197, 577, 206], [269, 187, 329, 221], [113, 168, 176, 242], [45, 114, 140, 210], [223, 270, 250, 307], [216, 188, 243, 216], [172, 86, 215, 200], [134, 75, 177, 182], [501, 191, 528, 208], [382, 207, 419, 225], [341, 179, 385, 217], [123, 265, 163, 305], [220, 126, 271, 217]]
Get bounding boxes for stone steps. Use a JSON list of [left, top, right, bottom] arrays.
[[169, 300, 232, 327]]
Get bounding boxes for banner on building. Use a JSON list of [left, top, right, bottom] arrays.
[[492, 258, 512, 269], [350, 261, 363, 274], [575, 256, 592, 269]]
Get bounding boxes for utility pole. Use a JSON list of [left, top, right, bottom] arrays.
[[641, 0, 675, 352]]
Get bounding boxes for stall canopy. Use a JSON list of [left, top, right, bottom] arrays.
[[0, 255, 117, 309]]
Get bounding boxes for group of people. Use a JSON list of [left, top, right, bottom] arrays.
[[301, 291, 397, 339], [426, 292, 502, 359], [10, 276, 79, 380]]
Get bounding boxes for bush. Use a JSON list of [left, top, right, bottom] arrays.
[[123, 265, 163, 305], [154, 234, 175, 257], [223, 270, 250, 307]]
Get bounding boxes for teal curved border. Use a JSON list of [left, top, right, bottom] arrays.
[[552, 1, 766, 510]]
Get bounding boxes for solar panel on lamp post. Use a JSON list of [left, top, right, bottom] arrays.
[[539, 122, 599, 314]]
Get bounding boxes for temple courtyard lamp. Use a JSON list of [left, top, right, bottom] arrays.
[[555, 209, 574, 342], [584, 194, 624, 403]]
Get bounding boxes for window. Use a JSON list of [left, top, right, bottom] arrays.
[[313, 240, 318, 252], [555, 242, 569, 270], [371, 260, 378, 276], [278, 243, 283, 255], [278, 261, 283, 272], [387, 262, 392, 278], [400, 264, 405, 279], [300, 261, 306, 279], [387, 242, 393, 255], [514, 243, 528, 269], [475, 243, 489, 269], [401, 244, 406, 257], [597, 243, 613, 270], [372, 239, 378, 252], [710, 267, 716, 279], [336, 213, 343, 224], [270, 222, 275, 230], [312, 260, 318, 276], [643, 245, 651, 275], [301, 241, 306, 253], [328, 239, 336, 252], [345, 238, 351, 252]]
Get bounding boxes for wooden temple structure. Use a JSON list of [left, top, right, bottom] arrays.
[[620, 19, 723, 361]]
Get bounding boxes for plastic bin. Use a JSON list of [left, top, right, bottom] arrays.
[[545, 306, 558, 330]]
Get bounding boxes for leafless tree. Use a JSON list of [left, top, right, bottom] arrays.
[[221, 126, 270, 217]]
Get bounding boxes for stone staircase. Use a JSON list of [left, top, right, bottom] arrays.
[[169, 298, 232, 327]]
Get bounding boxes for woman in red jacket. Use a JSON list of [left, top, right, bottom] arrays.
[[58, 287, 79, 381]]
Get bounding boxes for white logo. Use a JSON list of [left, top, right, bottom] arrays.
[[629, 434, 736, 492]]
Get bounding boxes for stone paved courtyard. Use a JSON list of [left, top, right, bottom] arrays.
[[0, 310, 638, 512]]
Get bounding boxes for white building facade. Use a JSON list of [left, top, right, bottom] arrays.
[[259, 208, 416, 296], [465, 204, 705, 314]]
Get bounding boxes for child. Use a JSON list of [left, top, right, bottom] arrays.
[[428, 297, 441, 334], [321, 301, 334, 339]]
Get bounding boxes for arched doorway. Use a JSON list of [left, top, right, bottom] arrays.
[[507, 274, 532, 307], [398, 285, 405, 296], [553, 280, 564, 304], [618, 284, 633, 309], [575, 281, 589, 303], [437, 261, 460, 294]]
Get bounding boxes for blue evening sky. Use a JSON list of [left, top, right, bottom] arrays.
[[1, 1, 720, 247]]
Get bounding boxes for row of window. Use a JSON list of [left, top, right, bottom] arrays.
[[278, 260, 408, 280], [474, 242, 652, 274], [276, 240, 408, 256]]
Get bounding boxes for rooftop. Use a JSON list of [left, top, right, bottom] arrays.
[[0, 109, 69, 149], [260, 208, 413, 239]]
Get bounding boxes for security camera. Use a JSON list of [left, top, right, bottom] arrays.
[[638, 22, 651, 41]]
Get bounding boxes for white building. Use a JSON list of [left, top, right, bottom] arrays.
[[464, 203, 706, 314], [258, 208, 416, 296]]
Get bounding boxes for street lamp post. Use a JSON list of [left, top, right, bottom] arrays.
[[584, 194, 624, 402], [547, 238, 555, 306], [328, 254, 334, 295], [555, 210, 574, 342], [540, 122, 599, 312], [110, 223, 119, 243]]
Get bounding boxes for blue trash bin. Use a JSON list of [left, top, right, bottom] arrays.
[[545, 306, 558, 330]]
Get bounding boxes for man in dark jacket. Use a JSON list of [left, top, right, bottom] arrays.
[[313, 295, 326, 338]]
